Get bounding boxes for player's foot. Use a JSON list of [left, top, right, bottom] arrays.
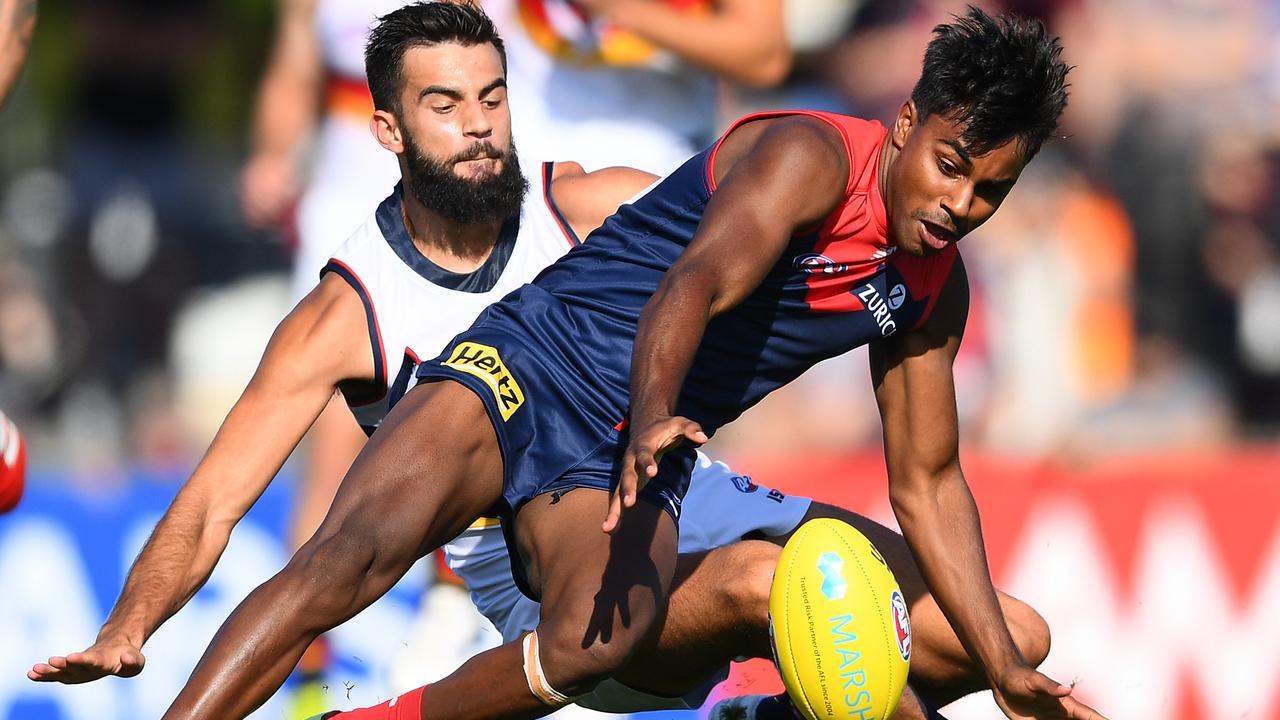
[[708, 693, 799, 720]]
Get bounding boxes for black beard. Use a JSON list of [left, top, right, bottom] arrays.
[[401, 130, 528, 225]]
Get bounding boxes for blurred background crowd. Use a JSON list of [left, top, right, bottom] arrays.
[[0, 0, 1276, 482], [0, 1, 1278, 718]]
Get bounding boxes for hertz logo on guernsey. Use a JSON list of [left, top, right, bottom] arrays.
[[443, 342, 525, 421]]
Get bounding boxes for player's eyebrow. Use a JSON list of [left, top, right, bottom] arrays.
[[421, 85, 463, 101], [941, 139, 972, 166], [419, 78, 507, 103]]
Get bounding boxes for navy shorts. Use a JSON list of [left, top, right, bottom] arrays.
[[415, 284, 694, 525]]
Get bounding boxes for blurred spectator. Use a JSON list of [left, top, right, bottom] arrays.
[[484, 0, 791, 173], [0, 0, 36, 107]]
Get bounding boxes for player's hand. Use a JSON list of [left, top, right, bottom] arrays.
[[28, 640, 146, 684], [605, 414, 705, 534], [992, 664, 1108, 720], [240, 153, 299, 230]]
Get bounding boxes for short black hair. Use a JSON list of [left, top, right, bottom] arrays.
[[910, 5, 1070, 159], [365, 1, 507, 115]]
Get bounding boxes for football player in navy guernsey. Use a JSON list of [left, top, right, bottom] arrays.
[[159, 5, 1104, 720]]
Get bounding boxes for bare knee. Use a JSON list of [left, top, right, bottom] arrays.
[[534, 621, 644, 697], [717, 541, 779, 627], [1003, 595, 1051, 668], [281, 527, 389, 623]]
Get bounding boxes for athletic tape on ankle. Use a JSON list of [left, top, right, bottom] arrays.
[[522, 631, 577, 706]]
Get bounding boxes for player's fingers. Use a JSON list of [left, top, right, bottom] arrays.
[[602, 499, 621, 533], [117, 652, 144, 678], [604, 461, 631, 533], [1062, 696, 1108, 720], [46, 655, 68, 669], [1027, 671, 1072, 697], [680, 420, 707, 445]]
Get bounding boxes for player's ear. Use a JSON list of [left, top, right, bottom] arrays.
[[890, 101, 916, 150], [371, 110, 405, 154]]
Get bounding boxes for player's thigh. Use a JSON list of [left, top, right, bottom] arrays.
[[515, 488, 679, 662], [319, 379, 504, 560]]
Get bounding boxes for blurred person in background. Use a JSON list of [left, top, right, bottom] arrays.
[[0, 0, 35, 107], [484, 0, 791, 174], [0, 0, 36, 511]]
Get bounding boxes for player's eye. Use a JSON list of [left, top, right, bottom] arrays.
[[482, 99, 502, 109], [938, 158, 960, 177], [433, 104, 456, 114]]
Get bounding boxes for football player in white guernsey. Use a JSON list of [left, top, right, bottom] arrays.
[[32, 5, 1052, 720]]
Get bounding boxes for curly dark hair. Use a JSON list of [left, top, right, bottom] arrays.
[[910, 5, 1070, 159], [365, 1, 506, 115]]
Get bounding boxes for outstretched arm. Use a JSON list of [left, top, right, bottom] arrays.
[[610, 116, 848, 531], [29, 274, 373, 684], [0, 0, 36, 107], [241, 0, 322, 228], [576, 0, 790, 86], [871, 259, 1106, 720]]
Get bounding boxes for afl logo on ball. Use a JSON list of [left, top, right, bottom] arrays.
[[890, 589, 912, 661], [887, 283, 907, 310], [730, 474, 758, 493], [793, 253, 848, 275]]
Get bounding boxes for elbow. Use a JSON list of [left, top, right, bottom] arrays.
[[735, 48, 793, 88], [887, 464, 959, 525]]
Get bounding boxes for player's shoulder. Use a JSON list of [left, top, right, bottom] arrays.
[[548, 161, 586, 183]]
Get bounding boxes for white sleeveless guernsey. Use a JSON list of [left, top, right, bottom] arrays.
[[323, 162, 579, 627]]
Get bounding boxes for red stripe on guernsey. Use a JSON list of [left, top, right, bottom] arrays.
[[614, 419, 629, 431], [705, 110, 859, 196], [324, 258, 389, 406], [902, 246, 959, 331], [542, 161, 579, 247]]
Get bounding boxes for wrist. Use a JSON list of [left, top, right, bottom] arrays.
[[96, 621, 145, 649], [989, 654, 1031, 690]]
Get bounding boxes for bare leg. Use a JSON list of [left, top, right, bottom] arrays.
[[779, 502, 1050, 706], [608, 500, 1046, 710], [162, 381, 503, 719], [404, 487, 680, 720]]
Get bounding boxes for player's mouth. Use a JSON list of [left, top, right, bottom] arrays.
[[919, 220, 957, 251]]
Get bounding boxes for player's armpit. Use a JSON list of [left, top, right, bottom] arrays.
[[550, 164, 658, 240]]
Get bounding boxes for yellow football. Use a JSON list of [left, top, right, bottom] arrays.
[[769, 518, 911, 720]]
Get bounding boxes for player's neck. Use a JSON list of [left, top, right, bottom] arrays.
[[877, 132, 898, 211], [400, 190, 502, 274]]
